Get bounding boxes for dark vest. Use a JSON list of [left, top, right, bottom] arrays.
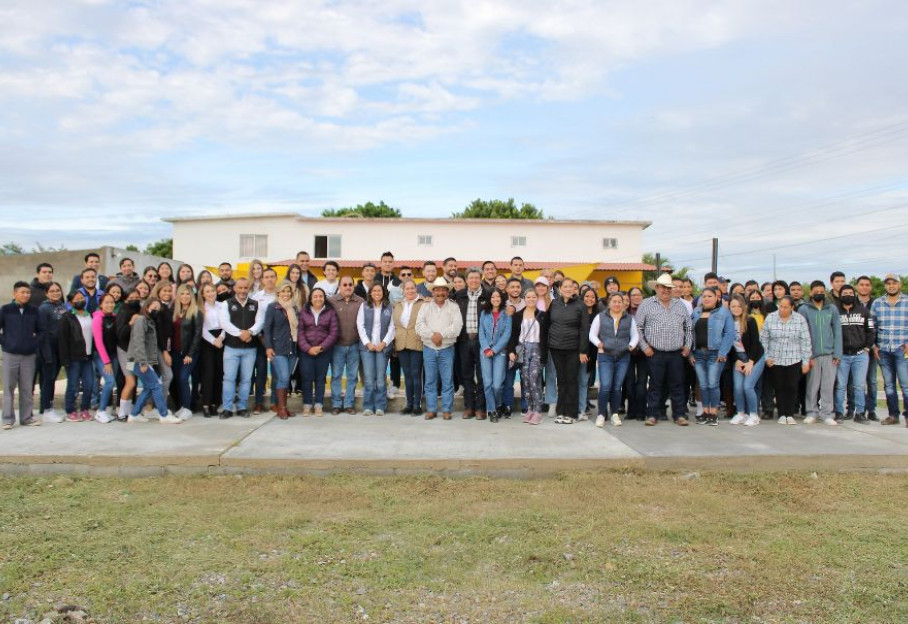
[[224, 297, 259, 349], [361, 304, 393, 354], [597, 311, 633, 357]]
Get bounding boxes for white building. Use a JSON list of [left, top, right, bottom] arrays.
[[165, 212, 653, 286]]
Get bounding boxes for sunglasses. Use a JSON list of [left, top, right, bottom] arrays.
[[399, 272, 413, 277]]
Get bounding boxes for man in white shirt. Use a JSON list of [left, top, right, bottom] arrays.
[[415, 278, 463, 420], [314, 261, 340, 297]]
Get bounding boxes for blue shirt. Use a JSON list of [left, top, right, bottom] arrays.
[[871, 293, 908, 352]]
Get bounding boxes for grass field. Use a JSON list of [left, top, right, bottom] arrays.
[[1, 471, 906, 623]]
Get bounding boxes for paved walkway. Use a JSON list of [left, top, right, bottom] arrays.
[[1, 406, 906, 476]]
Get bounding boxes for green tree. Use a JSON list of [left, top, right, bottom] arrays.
[[32, 242, 67, 253], [321, 201, 401, 218], [849, 274, 907, 298], [144, 238, 173, 258], [125, 244, 140, 252], [0, 242, 25, 255], [452, 198, 544, 219], [641, 253, 695, 295]]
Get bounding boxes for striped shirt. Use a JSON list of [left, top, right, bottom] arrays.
[[635, 296, 692, 352], [870, 294, 908, 352], [759, 311, 812, 366]]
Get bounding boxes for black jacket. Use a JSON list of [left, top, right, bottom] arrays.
[[263, 302, 298, 356], [507, 308, 549, 364], [174, 311, 203, 358], [837, 302, 875, 355], [29, 278, 50, 307], [546, 295, 590, 354], [38, 299, 68, 360], [58, 312, 92, 366], [155, 302, 174, 352], [0, 302, 44, 356], [736, 317, 764, 363], [453, 287, 490, 341], [116, 304, 139, 352]]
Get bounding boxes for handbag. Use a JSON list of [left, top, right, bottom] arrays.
[[514, 316, 538, 365]]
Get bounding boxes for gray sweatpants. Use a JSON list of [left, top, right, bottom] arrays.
[[2, 352, 36, 425], [806, 354, 837, 419]]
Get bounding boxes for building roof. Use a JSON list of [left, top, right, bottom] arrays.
[[163, 213, 651, 228], [269, 259, 655, 271]]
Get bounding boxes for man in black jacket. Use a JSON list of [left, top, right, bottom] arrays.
[[1, 282, 45, 428], [835, 284, 875, 423], [547, 278, 590, 423], [29, 262, 55, 307], [453, 269, 489, 419]]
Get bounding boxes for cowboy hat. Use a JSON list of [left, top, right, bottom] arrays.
[[647, 273, 678, 290], [430, 277, 451, 290]]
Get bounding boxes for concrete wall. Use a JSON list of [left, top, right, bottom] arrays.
[[0, 246, 185, 297], [170, 215, 648, 269]]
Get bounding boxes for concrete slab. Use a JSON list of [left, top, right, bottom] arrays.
[[0, 414, 270, 467]]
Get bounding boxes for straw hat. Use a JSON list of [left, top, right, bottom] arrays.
[[647, 273, 678, 290]]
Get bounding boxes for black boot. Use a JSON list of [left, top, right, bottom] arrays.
[[490, 408, 500, 423], [854, 411, 868, 424]]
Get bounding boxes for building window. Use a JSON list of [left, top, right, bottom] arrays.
[[239, 234, 268, 258], [418, 235, 433, 246], [314, 235, 342, 258], [511, 236, 526, 247], [602, 238, 618, 250]]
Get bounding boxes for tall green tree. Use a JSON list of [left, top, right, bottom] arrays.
[[144, 238, 173, 259], [642, 253, 694, 294], [452, 198, 544, 219], [321, 201, 401, 218]]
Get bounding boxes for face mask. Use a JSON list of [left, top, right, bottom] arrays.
[[72, 300, 86, 311], [812, 293, 826, 303], [749, 300, 762, 310], [840, 295, 855, 305]]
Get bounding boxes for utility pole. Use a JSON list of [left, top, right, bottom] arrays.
[[655, 253, 661, 271], [711, 238, 719, 274]]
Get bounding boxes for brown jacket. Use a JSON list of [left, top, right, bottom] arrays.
[[329, 293, 365, 346], [393, 298, 425, 352]]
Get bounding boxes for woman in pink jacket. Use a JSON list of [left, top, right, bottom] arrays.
[[297, 287, 339, 416]]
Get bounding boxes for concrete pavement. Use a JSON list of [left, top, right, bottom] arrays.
[[0, 406, 906, 476]]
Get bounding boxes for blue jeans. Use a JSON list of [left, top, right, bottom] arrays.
[[693, 350, 723, 410], [398, 349, 423, 409], [544, 356, 557, 405], [65, 359, 94, 413], [360, 348, 389, 412], [170, 348, 197, 410], [300, 349, 332, 406], [835, 353, 868, 415], [732, 356, 765, 415], [503, 361, 527, 412], [92, 352, 119, 411], [330, 344, 359, 408], [597, 352, 630, 416], [222, 346, 257, 411], [271, 353, 298, 390], [130, 362, 168, 416], [578, 364, 591, 414], [877, 350, 908, 417], [424, 346, 454, 413], [253, 343, 272, 406], [480, 351, 507, 412], [866, 354, 878, 414]]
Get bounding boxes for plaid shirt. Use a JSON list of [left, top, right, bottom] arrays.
[[466, 288, 481, 335], [635, 296, 692, 352], [871, 293, 908, 352], [759, 311, 812, 366]]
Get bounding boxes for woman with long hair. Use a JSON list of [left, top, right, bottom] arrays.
[[91, 293, 119, 422], [728, 294, 765, 427], [126, 298, 182, 423], [479, 288, 512, 423], [170, 284, 203, 419], [197, 270, 214, 291], [297, 287, 339, 415], [37, 282, 67, 422], [176, 263, 196, 290], [624, 286, 648, 420], [263, 280, 299, 419], [689, 287, 735, 426], [578, 285, 599, 419], [357, 283, 395, 416], [248, 259, 265, 294], [760, 296, 812, 425], [508, 288, 548, 425], [157, 261, 174, 284]]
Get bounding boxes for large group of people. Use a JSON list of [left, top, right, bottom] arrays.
[[2, 250, 907, 433]]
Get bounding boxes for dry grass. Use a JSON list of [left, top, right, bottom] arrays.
[[1, 470, 906, 623]]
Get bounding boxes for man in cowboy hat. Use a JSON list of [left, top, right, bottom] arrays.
[[635, 273, 693, 426], [415, 278, 463, 420]]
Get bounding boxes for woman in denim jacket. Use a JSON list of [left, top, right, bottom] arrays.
[[689, 287, 735, 426]]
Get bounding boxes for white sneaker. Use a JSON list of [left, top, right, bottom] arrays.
[[376, 410, 384, 417], [127, 413, 149, 423], [777, 416, 787, 425], [803, 416, 817, 424], [577, 413, 588, 422], [363, 409, 374, 416], [786, 416, 797, 425], [42, 409, 65, 424], [159, 413, 183, 424], [595, 414, 605, 428], [94, 409, 114, 424], [611, 413, 622, 427], [177, 407, 193, 421], [743, 414, 760, 427], [729, 414, 746, 425], [823, 418, 839, 426]]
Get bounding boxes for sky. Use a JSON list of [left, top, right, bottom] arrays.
[[1, 0, 907, 283]]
